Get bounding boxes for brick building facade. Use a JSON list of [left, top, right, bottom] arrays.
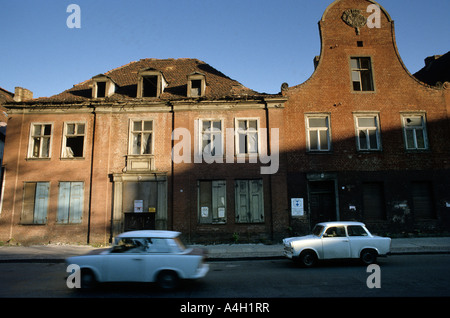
[[0, 58, 288, 244], [0, 0, 449, 245], [283, 0, 450, 236]]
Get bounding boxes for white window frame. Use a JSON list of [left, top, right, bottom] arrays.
[[61, 122, 86, 158], [354, 113, 381, 151], [401, 113, 428, 150], [198, 119, 224, 158], [128, 119, 154, 155], [28, 123, 53, 159], [235, 118, 260, 156], [305, 115, 331, 152]]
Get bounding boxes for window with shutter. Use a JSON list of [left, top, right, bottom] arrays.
[[235, 179, 264, 223]]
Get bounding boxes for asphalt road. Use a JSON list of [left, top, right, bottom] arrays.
[[1, 255, 449, 304]]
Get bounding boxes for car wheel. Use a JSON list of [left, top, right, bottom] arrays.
[[157, 271, 179, 290], [298, 250, 317, 268], [80, 269, 97, 289], [360, 249, 377, 265]]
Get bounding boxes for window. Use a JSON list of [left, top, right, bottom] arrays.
[[200, 120, 223, 157], [198, 180, 226, 224], [236, 119, 258, 155], [347, 225, 369, 236], [190, 80, 202, 97], [350, 57, 374, 91], [402, 114, 428, 150], [21, 182, 49, 224], [187, 73, 206, 97], [138, 69, 167, 98], [306, 116, 331, 152], [130, 120, 153, 155], [235, 179, 264, 223], [92, 74, 115, 98], [62, 123, 85, 158], [57, 182, 84, 224], [142, 75, 158, 97], [324, 226, 346, 237], [96, 81, 106, 98], [355, 115, 381, 151], [29, 124, 52, 158]]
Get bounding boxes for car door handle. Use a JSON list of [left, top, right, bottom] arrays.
[[132, 258, 143, 261]]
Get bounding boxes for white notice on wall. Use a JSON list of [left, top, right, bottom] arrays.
[[218, 207, 225, 218], [201, 206, 209, 218], [291, 198, 304, 216], [134, 200, 143, 213]]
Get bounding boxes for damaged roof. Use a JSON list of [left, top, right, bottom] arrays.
[[31, 58, 266, 104]]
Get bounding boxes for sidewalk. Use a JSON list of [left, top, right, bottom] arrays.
[[1, 237, 450, 263]]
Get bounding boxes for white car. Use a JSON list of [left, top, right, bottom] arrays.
[[66, 230, 209, 290], [283, 221, 391, 267]]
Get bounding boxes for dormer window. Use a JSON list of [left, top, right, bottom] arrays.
[[138, 68, 167, 98], [187, 72, 206, 97], [92, 74, 115, 98]]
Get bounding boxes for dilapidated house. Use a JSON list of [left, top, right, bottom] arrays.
[[0, 58, 288, 244]]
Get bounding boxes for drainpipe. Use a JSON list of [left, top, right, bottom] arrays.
[[87, 107, 96, 244], [264, 101, 274, 241]]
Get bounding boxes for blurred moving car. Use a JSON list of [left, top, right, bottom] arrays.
[[283, 221, 391, 267], [66, 230, 209, 290]]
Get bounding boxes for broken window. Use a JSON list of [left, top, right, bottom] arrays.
[[306, 116, 331, 151], [201, 120, 222, 157], [63, 123, 85, 158], [131, 120, 153, 155], [96, 81, 106, 98], [351, 57, 374, 91], [236, 119, 258, 155], [190, 79, 202, 97], [30, 124, 52, 158], [402, 115, 428, 150], [355, 115, 381, 151], [142, 75, 158, 97]]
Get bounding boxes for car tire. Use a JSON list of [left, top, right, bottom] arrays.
[[157, 270, 179, 290], [298, 250, 318, 268], [80, 269, 97, 289], [360, 249, 377, 265]]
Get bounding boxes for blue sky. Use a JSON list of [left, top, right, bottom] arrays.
[[1, 0, 449, 98]]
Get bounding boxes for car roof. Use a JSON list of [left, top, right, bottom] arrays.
[[116, 230, 181, 239], [316, 221, 366, 227]]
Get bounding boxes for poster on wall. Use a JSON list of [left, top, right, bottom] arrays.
[[134, 200, 143, 213]]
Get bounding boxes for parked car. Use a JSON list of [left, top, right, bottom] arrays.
[[283, 221, 391, 267], [66, 230, 209, 290]]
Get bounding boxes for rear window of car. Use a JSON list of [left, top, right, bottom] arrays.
[[347, 225, 368, 236]]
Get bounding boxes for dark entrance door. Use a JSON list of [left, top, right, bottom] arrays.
[[308, 180, 337, 225], [122, 181, 157, 231]]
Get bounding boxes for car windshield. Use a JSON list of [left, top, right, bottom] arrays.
[[312, 225, 324, 236]]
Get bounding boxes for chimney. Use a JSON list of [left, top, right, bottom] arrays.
[[14, 87, 33, 102]]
